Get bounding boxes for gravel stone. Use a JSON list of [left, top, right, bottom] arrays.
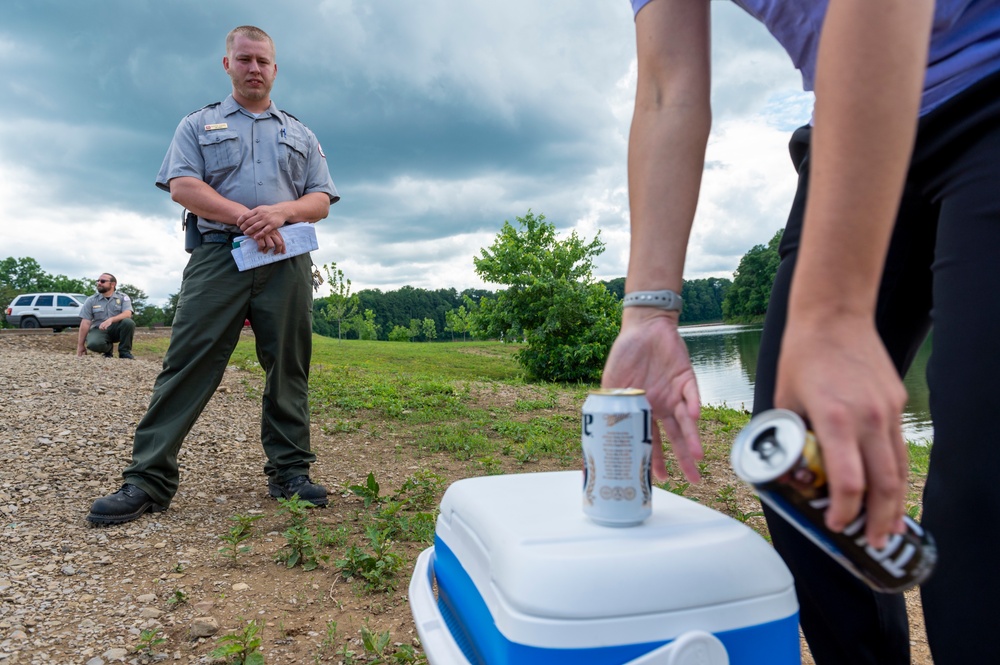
[[188, 617, 219, 638]]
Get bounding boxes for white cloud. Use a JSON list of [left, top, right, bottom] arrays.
[[0, 163, 186, 304], [0, 0, 815, 304]]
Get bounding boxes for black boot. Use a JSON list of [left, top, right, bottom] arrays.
[[268, 475, 329, 506], [87, 484, 166, 525]]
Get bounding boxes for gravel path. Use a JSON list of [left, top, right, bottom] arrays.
[[0, 335, 277, 664]]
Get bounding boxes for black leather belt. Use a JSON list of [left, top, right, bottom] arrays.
[[201, 232, 239, 244]]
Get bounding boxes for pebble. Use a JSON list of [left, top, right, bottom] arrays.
[[103, 647, 129, 661], [189, 616, 219, 638]]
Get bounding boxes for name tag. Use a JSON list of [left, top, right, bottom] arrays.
[[205, 123, 229, 131]]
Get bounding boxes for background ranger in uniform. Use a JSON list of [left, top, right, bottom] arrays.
[[77, 273, 135, 359]]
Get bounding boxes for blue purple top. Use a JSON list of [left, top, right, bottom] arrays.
[[630, 0, 1000, 115]]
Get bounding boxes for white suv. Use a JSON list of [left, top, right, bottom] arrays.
[[4, 293, 89, 331]]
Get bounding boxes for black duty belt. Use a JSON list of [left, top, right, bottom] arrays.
[[201, 232, 240, 244]]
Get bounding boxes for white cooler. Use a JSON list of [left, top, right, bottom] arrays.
[[409, 471, 800, 665]]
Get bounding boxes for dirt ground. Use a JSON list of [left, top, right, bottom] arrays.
[[0, 329, 933, 664]]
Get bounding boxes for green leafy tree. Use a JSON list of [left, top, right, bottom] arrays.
[[2, 257, 52, 291], [722, 229, 783, 322], [603, 277, 625, 301], [1, 256, 91, 295], [444, 305, 470, 341], [352, 308, 380, 340], [408, 318, 422, 341], [681, 277, 732, 324], [388, 325, 414, 342], [116, 283, 151, 324], [421, 317, 437, 341], [471, 211, 620, 382], [321, 262, 358, 340]]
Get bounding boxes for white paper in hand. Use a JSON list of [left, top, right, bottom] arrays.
[[231, 224, 319, 271]]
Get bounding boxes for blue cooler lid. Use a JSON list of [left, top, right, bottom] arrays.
[[434, 471, 797, 650]]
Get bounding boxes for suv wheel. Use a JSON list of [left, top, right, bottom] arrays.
[[19, 317, 40, 329]]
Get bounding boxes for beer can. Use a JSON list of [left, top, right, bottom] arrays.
[[731, 409, 937, 593], [581, 388, 654, 526]]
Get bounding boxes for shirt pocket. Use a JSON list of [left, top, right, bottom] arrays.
[[278, 132, 309, 183], [199, 130, 241, 176]]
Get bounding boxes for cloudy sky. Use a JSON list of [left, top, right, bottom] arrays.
[[1, 0, 813, 306]]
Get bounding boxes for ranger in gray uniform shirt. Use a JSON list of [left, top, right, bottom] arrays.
[[88, 25, 339, 525], [77, 272, 135, 359]]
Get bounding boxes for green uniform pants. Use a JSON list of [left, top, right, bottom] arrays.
[[123, 242, 315, 506], [86, 318, 136, 355]]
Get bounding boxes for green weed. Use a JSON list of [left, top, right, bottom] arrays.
[[218, 513, 264, 565], [166, 588, 189, 606], [371, 501, 436, 543], [336, 526, 404, 592], [359, 623, 428, 665], [657, 477, 697, 500], [349, 472, 382, 507], [276, 494, 317, 526], [275, 524, 328, 571], [209, 618, 264, 665], [907, 440, 932, 476], [360, 623, 392, 662], [714, 484, 764, 523], [475, 455, 505, 475], [320, 620, 340, 654], [316, 523, 350, 548], [134, 627, 166, 655], [392, 469, 445, 511], [513, 393, 558, 411]]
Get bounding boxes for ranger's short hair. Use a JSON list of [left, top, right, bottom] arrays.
[[226, 26, 275, 57]]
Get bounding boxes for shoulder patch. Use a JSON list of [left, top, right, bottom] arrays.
[[184, 101, 222, 118]]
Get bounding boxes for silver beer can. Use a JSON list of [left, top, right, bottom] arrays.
[[581, 388, 654, 526]]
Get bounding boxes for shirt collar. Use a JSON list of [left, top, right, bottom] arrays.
[[221, 94, 281, 121]]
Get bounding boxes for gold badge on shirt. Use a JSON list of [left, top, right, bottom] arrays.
[[205, 123, 229, 131]]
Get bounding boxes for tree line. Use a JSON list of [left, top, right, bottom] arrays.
[[2, 220, 781, 382]]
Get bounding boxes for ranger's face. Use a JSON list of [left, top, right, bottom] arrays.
[[223, 35, 276, 106]]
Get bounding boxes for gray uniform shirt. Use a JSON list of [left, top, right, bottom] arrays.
[[81, 292, 133, 323], [156, 95, 339, 234]]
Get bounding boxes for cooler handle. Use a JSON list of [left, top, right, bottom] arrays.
[[624, 631, 729, 665], [409, 547, 473, 665]]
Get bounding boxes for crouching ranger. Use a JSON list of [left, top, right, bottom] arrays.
[[77, 273, 135, 359]]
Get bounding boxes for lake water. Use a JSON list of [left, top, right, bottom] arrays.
[[679, 324, 934, 443]]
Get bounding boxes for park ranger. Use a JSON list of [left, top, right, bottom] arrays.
[[88, 25, 339, 525], [77, 272, 135, 359]]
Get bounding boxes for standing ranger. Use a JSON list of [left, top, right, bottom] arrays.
[[88, 25, 339, 525]]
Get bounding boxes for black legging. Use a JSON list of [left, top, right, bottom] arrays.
[[752, 67, 1000, 665]]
